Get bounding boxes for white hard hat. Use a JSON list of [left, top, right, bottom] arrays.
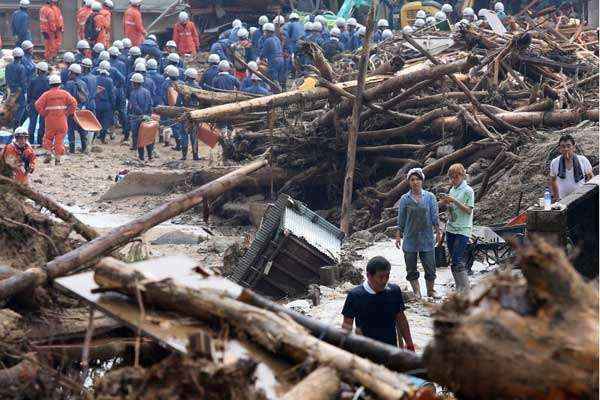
[[289, 12, 299, 20], [262, 22, 275, 32], [134, 62, 146, 72], [304, 21, 313, 31], [68, 63, 82, 74], [426, 16, 436, 24], [165, 64, 179, 77], [167, 52, 180, 63], [208, 53, 220, 64], [335, 17, 346, 27], [442, 3, 453, 13], [104, 0, 113, 8], [147, 34, 157, 42], [63, 51, 75, 63], [91, 2, 101, 11], [15, 126, 28, 135], [315, 15, 326, 24], [49, 74, 61, 84], [463, 7, 474, 16], [36, 61, 49, 72], [313, 21, 322, 31], [113, 40, 124, 50], [347, 17, 357, 26], [19, 0, 30, 6], [134, 57, 145, 66], [77, 39, 90, 49], [99, 50, 110, 61], [108, 46, 120, 56], [21, 40, 33, 50], [494, 2, 504, 12], [147, 58, 158, 69], [237, 28, 249, 38], [122, 38, 132, 48], [93, 42, 105, 53], [247, 60, 258, 71], [129, 46, 141, 56], [84, 0, 92, 5], [178, 11, 189, 22], [273, 15, 285, 25], [81, 58, 93, 68], [218, 60, 230, 71], [12, 47, 24, 57], [99, 60, 111, 70], [184, 67, 198, 79], [416, 10, 427, 19], [258, 15, 268, 25], [130, 0, 141, 5], [358, 26, 366, 35], [435, 11, 447, 21], [232, 19, 242, 28], [414, 18, 426, 28], [249, 26, 257, 34], [165, 40, 177, 48], [130, 72, 144, 83], [382, 29, 393, 39], [377, 19, 389, 28], [457, 18, 470, 28], [330, 27, 341, 36], [402, 25, 414, 34]]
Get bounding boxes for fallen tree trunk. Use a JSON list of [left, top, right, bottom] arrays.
[[431, 109, 599, 131], [0, 158, 268, 303], [187, 76, 389, 123], [423, 237, 599, 399], [0, 176, 98, 241], [281, 366, 340, 400], [358, 144, 425, 155], [379, 140, 504, 206], [94, 258, 421, 400], [175, 82, 256, 104]]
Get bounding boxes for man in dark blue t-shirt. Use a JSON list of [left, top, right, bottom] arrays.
[[341, 256, 415, 350]]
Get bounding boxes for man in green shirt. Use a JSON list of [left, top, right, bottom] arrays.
[[439, 163, 473, 294]]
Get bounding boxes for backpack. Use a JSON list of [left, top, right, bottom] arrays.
[[84, 13, 99, 42]]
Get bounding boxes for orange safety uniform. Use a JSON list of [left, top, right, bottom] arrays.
[[40, 3, 58, 59], [123, 5, 146, 46], [94, 12, 110, 48], [99, 7, 112, 44], [76, 6, 93, 40], [1, 142, 36, 184], [50, 3, 64, 55], [173, 21, 200, 55], [35, 87, 77, 157]]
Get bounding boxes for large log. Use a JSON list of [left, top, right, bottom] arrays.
[[94, 258, 421, 400], [423, 237, 599, 399], [431, 109, 600, 131], [0, 159, 268, 303], [187, 76, 389, 123], [175, 82, 256, 105], [281, 366, 340, 400]]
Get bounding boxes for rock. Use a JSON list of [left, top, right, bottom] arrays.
[[150, 230, 203, 245], [349, 230, 374, 243], [285, 299, 312, 314], [437, 144, 455, 158], [91, 146, 103, 153]]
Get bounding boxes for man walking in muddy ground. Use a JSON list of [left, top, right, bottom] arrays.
[[341, 256, 415, 351]]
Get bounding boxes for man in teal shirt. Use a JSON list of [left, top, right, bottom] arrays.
[[440, 163, 474, 294]]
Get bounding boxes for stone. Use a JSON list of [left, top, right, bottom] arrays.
[[150, 230, 203, 245], [285, 299, 312, 314]]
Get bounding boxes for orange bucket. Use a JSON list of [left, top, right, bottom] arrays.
[[74, 109, 102, 132], [196, 123, 219, 148], [138, 120, 159, 148]]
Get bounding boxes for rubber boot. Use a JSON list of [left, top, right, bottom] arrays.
[[452, 270, 470, 295], [426, 280, 440, 298], [409, 280, 422, 299]]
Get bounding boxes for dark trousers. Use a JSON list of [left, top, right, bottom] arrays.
[[67, 117, 88, 153], [96, 107, 113, 141], [130, 117, 141, 149], [28, 106, 45, 145], [117, 91, 129, 139], [446, 232, 470, 273], [180, 129, 198, 157], [404, 250, 436, 281], [138, 143, 154, 160]]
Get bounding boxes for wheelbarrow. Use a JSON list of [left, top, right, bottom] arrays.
[[463, 223, 526, 273], [74, 109, 102, 132]]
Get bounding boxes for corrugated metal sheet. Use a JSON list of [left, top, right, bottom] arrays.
[[281, 199, 343, 262]]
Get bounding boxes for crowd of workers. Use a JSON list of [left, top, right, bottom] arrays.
[[1, 0, 508, 185]]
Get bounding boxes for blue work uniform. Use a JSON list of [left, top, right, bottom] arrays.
[[146, 69, 166, 105], [350, 33, 363, 51], [27, 73, 49, 144], [283, 21, 305, 54], [63, 77, 90, 153], [80, 71, 97, 112], [126, 72, 156, 102], [373, 29, 383, 43], [160, 77, 182, 146], [95, 72, 115, 141], [11, 8, 31, 45], [243, 81, 271, 95], [341, 28, 355, 50], [179, 78, 200, 159], [107, 59, 128, 139], [5, 58, 28, 129], [22, 51, 36, 80], [251, 29, 263, 59], [201, 64, 219, 90], [209, 40, 230, 62], [260, 34, 285, 87], [211, 72, 240, 91], [140, 39, 162, 59], [322, 38, 344, 60], [128, 85, 153, 158]]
